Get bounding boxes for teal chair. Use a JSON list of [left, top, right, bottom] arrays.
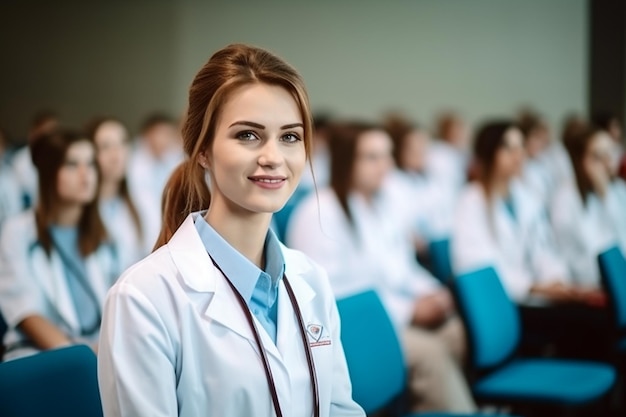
[[453, 267, 616, 413], [429, 238, 452, 284], [0, 345, 103, 417], [598, 245, 626, 351], [272, 186, 310, 242], [337, 290, 515, 417]]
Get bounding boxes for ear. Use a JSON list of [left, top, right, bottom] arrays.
[[197, 151, 211, 170]]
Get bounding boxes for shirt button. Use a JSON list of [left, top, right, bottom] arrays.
[[253, 309, 260, 315]]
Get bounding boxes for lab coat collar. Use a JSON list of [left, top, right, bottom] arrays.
[[167, 212, 316, 359]]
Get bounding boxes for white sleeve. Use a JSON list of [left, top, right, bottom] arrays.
[[98, 283, 178, 417], [452, 187, 533, 301], [0, 216, 46, 327], [286, 195, 373, 299]]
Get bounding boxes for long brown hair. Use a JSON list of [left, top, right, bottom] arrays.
[[327, 121, 380, 226], [85, 116, 143, 242], [30, 129, 108, 257], [472, 120, 518, 200], [154, 44, 313, 249], [564, 125, 603, 206]]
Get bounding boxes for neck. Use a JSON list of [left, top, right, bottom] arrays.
[[53, 204, 83, 227], [99, 179, 120, 200], [488, 176, 510, 199], [205, 199, 271, 269]]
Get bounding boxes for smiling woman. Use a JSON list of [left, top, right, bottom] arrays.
[[97, 44, 365, 417]]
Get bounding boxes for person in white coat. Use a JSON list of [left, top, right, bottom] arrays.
[[97, 44, 364, 417], [87, 117, 152, 270], [452, 120, 591, 304], [286, 122, 476, 413], [0, 128, 21, 232], [0, 129, 119, 360], [127, 113, 184, 248], [11, 111, 60, 210], [551, 126, 626, 288]]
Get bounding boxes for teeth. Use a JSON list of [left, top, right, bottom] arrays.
[[255, 178, 282, 183]]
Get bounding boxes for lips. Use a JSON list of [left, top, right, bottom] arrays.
[[248, 175, 287, 189]]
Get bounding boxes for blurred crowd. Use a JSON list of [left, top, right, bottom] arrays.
[[0, 106, 625, 412]]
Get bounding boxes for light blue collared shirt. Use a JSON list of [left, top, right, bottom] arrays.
[[195, 216, 285, 343]]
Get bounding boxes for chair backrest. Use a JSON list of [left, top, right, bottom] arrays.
[[272, 186, 310, 242], [0, 345, 103, 417], [336, 290, 406, 414], [453, 267, 520, 371], [429, 238, 452, 283], [598, 246, 626, 332]]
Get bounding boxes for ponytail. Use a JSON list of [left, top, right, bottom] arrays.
[[153, 159, 211, 250]]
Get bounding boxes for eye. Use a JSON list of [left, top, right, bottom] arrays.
[[281, 133, 302, 144], [235, 130, 260, 142]]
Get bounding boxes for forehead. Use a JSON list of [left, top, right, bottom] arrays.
[[503, 127, 523, 145], [65, 140, 94, 157], [590, 131, 613, 149], [358, 130, 392, 150], [219, 83, 302, 127]]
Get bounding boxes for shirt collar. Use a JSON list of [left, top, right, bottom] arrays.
[[194, 215, 284, 303]]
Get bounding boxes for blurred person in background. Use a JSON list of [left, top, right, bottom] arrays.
[[592, 111, 626, 181], [287, 121, 475, 414], [87, 117, 151, 270], [298, 112, 332, 191], [0, 129, 119, 360], [11, 110, 60, 210], [127, 113, 184, 248], [517, 111, 553, 207], [0, 127, 21, 232], [551, 125, 626, 288], [383, 114, 452, 259], [427, 111, 470, 197], [452, 120, 590, 304]]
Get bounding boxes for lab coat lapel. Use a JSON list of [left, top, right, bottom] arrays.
[[277, 248, 316, 358], [32, 246, 80, 330], [168, 213, 280, 359]]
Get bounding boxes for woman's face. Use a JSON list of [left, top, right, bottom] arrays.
[[400, 129, 429, 172], [583, 131, 613, 188], [352, 130, 394, 195], [94, 121, 130, 184], [493, 127, 525, 181], [57, 140, 98, 205], [525, 126, 549, 159], [206, 83, 306, 215]]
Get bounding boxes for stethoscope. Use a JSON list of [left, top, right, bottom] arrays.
[[209, 256, 320, 417]]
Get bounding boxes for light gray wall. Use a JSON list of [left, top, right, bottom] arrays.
[[0, 0, 587, 141]]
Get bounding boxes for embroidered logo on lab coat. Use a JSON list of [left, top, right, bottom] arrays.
[[307, 324, 331, 347]]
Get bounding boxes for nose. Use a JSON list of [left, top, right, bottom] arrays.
[[257, 139, 283, 169]]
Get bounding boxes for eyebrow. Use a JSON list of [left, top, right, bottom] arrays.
[[228, 121, 304, 130]]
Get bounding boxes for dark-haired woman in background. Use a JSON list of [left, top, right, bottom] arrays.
[[288, 121, 475, 413], [88, 117, 150, 269], [452, 120, 584, 303], [0, 129, 119, 360], [551, 126, 626, 288]]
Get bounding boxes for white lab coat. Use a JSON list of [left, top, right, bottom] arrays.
[[427, 140, 468, 196], [11, 146, 38, 208], [286, 188, 441, 330], [452, 181, 568, 301], [127, 143, 184, 249], [385, 169, 454, 241], [550, 179, 626, 288], [0, 210, 119, 359], [0, 162, 22, 232], [99, 196, 151, 271], [97, 212, 364, 417]]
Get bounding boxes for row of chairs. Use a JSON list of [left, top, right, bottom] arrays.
[[0, 246, 622, 416], [337, 245, 626, 416]]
